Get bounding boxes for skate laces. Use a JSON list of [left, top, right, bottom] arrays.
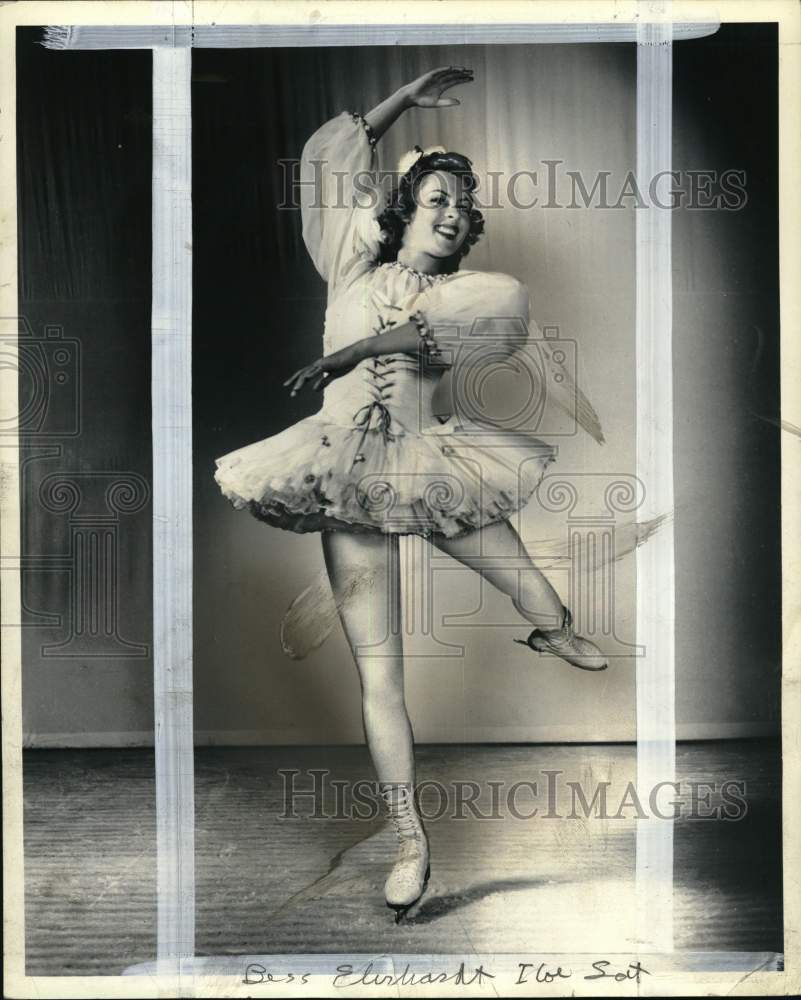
[[531, 608, 595, 656], [525, 608, 607, 669], [532, 607, 573, 645], [381, 785, 424, 841]]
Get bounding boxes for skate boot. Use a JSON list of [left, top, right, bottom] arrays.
[[514, 606, 608, 671], [380, 784, 430, 923]]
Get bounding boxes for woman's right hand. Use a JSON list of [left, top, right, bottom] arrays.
[[283, 343, 363, 396], [283, 359, 328, 396], [401, 66, 474, 109]]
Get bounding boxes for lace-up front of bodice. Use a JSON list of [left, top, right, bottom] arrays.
[[350, 356, 400, 466], [317, 261, 448, 464], [322, 348, 441, 472]]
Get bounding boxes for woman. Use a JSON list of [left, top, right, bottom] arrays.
[[214, 66, 607, 922]]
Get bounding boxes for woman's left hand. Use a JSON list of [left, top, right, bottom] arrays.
[[402, 66, 474, 109]]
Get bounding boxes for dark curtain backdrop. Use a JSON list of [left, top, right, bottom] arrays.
[[671, 23, 781, 731], [17, 28, 153, 740], [16, 25, 780, 743]]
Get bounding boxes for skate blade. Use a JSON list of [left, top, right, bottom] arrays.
[[387, 866, 431, 924]]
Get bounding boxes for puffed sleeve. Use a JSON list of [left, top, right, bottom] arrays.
[[420, 271, 532, 359], [421, 270, 606, 444], [300, 111, 384, 295]]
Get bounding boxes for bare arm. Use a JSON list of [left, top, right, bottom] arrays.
[[362, 89, 412, 143], [356, 322, 420, 358], [283, 320, 449, 396], [362, 65, 474, 142]]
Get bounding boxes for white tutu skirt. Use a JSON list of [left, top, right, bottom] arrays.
[[214, 409, 557, 540]]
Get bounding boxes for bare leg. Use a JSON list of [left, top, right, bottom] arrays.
[[321, 529, 415, 786], [321, 530, 431, 915], [431, 518, 607, 669], [430, 518, 565, 628]]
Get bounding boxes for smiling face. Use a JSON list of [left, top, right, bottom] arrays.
[[400, 171, 473, 262]]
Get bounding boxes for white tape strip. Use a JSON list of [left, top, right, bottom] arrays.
[[635, 8, 676, 952], [39, 21, 719, 50], [152, 46, 195, 975]]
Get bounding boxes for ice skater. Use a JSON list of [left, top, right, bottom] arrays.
[[215, 66, 607, 922]]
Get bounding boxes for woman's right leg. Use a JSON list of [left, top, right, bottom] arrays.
[[321, 529, 429, 919], [321, 529, 414, 787]]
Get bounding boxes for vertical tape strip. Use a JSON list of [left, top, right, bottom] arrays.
[[152, 47, 195, 974], [635, 7, 676, 951]]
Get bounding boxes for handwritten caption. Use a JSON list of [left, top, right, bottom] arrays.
[[244, 959, 650, 988]]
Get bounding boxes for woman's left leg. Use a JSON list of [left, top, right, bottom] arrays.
[[430, 517, 607, 669], [430, 517, 565, 629]]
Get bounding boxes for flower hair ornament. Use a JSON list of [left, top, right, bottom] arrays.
[[397, 144, 447, 177]]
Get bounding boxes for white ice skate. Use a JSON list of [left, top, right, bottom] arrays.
[[380, 784, 430, 923], [514, 606, 608, 671]]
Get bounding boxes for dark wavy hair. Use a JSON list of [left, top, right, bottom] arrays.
[[376, 148, 485, 274]]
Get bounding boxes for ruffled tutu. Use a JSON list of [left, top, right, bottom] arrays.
[[214, 411, 557, 540]]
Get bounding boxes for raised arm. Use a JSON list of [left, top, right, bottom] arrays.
[[363, 65, 474, 141], [299, 67, 474, 293]]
